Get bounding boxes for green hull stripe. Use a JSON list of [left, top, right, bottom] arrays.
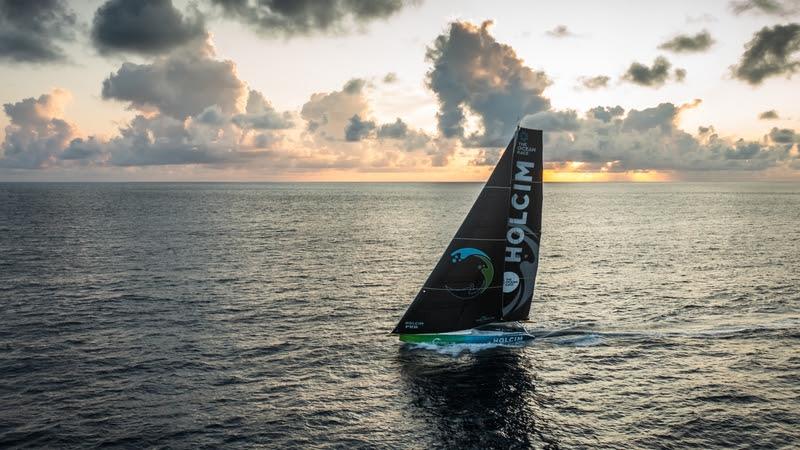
[[399, 332, 533, 345]]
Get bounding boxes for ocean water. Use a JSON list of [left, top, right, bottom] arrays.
[[1, 182, 799, 449]]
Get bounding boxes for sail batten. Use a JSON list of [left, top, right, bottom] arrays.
[[392, 128, 543, 335]]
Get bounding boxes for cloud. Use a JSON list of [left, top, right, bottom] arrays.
[[383, 72, 398, 83], [520, 110, 580, 131], [759, 109, 780, 119], [2, 36, 296, 169], [91, 0, 207, 55], [375, 118, 431, 150], [376, 118, 408, 138], [658, 30, 715, 53], [622, 56, 686, 87], [301, 78, 370, 140], [731, 23, 800, 85], [730, 0, 800, 16], [344, 114, 376, 141], [769, 126, 797, 142], [527, 101, 796, 172], [208, 0, 413, 36], [232, 90, 293, 130], [578, 75, 611, 89], [106, 114, 258, 166], [61, 137, 105, 161], [587, 105, 625, 122], [546, 25, 575, 38], [0, 0, 77, 63], [0, 89, 76, 168], [300, 80, 442, 163], [426, 20, 552, 147], [101, 40, 248, 119]]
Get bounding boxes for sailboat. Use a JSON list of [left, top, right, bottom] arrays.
[[392, 126, 543, 345]]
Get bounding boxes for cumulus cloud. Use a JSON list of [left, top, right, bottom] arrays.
[[0, 89, 76, 168], [232, 90, 293, 130], [383, 72, 398, 83], [578, 75, 611, 90], [0, 0, 77, 63], [521, 110, 580, 132], [658, 30, 715, 53], [587, 105, 625, 122], [769, 126, 798, 143], [91, 0, 207, 55], [344, 114, 376, 141], [521, 100, 797, 172], [101, 40, 247, 119], [376, 118, 408, 138], [759, 109, 780, 119], [732, 23, 800, 85], [731, 0, 800, 16], [1, 36, 298, 170], [301, 78, 370, 140], [622, 56, 686, 87], [546, 25, 575, 38], [375, 118, 431, 150], [208, 0, 412, 36], [426, 20, 551, 147], [300, 80, 443, 164]]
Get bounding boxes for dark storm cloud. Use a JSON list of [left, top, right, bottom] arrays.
[[658, 30, 715, 53], [426, 20, 552, 147], [588, 106, 625, 122], [622, 56, 685, 87], [731, 23, 800, 85], [0, 0, 77, 63], [546, 25, 574, 38], [208, 0, 412, 36], [759, 109, 780, 119], [91, 0, 207, 55], [731, 0, 800, 16], [344, 114, 376, 141], [578, 75, 610, 89], [101, 42, 247, 119]]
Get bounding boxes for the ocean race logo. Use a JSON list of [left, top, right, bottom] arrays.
[[445, 247, 494, 299]]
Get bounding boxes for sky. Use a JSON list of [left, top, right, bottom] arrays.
[[0, 0, 799, 181]]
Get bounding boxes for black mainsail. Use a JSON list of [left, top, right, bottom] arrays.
[[393, 127, 543, 334]]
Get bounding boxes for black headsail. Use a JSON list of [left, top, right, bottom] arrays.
[[392, 127, 543, 334]]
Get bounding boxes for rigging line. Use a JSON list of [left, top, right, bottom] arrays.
[[453, 237, 505, 241], [421, 279, 539, 291]]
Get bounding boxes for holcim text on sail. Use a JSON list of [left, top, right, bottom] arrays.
[[505, 159, 535, 265]]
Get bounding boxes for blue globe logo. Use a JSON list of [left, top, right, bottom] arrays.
[[445, 247, 495, 299]]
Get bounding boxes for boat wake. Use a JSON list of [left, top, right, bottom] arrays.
[[403, 318, 799, 354], [529, 317, 800, 347]]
